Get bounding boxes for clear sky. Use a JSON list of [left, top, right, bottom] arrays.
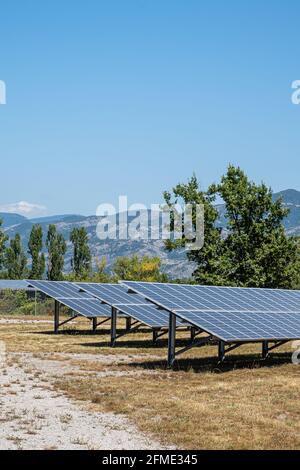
[[0, 1, 299, 217]]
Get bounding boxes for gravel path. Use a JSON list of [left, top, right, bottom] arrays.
[[0, 352, 168, 450]]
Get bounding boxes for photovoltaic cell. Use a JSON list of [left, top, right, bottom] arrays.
[[26, 280, 111, 318], [117, 304, 169, 328], [121, 281, 300, 313], [77, 282, 171, 328], [121, 281, 300, 343], [177, 310, 300, 342], [77, 283, 149, 306], [0, 280, 33, 291]]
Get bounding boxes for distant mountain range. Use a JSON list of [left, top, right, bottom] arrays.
[[1, 189, 300, 279]]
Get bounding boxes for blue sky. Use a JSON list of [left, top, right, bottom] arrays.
[[0, 1, 299, 217]]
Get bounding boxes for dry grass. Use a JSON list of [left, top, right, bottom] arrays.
[[1, 314, 300, 449]]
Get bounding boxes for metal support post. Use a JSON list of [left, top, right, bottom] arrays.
[[191, 327, 197, 343], [262, 341, 269, 359], [126, 317, 132, 331], [167, 313, 176, 368], [54, 300, 60, 334], [92, 317, 97, 333], [218, 340, 225, 362], [111, 307, 117, 346]]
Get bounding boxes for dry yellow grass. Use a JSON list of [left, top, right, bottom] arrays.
[[1, 314, 300, 449]]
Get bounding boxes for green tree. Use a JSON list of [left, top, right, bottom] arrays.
[[28, 224, 45, 279], [0, 218, 8, 273], [4, 233, 28, 279], [113, 255, 168, 282], [164, 166, 300, 288], [70, 227, 91, 279], [208, 165, 300, 288], [46, 225, 66, 280], [163, 173, 223, 285]]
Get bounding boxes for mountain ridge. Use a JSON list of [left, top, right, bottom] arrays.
[[1, 189, 300, 278]]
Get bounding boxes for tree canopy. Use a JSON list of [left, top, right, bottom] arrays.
[[4, 233, 28, 280], [70, 227, 91, 279], [46, 225, 66, 280], [164, 165, 300, 288], [28, 224, 45, 279]]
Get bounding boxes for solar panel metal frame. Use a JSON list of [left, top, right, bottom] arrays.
[[26, 280, 112, 318], [175, 310, 300, 342], [121, 281, 300, 343], [121, 281, 300, 314], [77, 282, 170, 329], [0, 280, 34, 291]]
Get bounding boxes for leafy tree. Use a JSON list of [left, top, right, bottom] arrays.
[[113, 255, 168, 282], [92, 257, 115, 283], [208, 165, 300, 288], [46, 225, 66, 280], [28, 224, 45, 279], [0, 218, 8, 272], [163, 173, 224, 285], [164, 166, 300, 288], [4, 233, 27, 279], [70, 227, 91, 279]]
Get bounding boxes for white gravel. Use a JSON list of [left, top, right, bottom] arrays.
[[0, 352, 170, 450]]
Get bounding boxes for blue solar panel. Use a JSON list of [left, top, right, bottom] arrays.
[[27, 280, 111, 318], [58, 298, 111, 318], [27, 280, 91, 300], [77, 282, 172, 328], [122, 281, 300, 313], [177, 310, 300, 342], [0, 280, 32, 291], [77, 283, 149, 306], [117, 304, 169, 328], [121, 281, 300, 343]]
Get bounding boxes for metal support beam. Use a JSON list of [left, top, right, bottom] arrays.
[[262, 340, 269, 359], [153, 329, 159, 344], [92, 317, 98, 333], [126, 317, 132, 331], [218, 340, 225, 362], [167, 313, 176, 368], [175, 335, 214, 357], [152, 329, 168, 344], [111, 307, 117, 347], [191, 327, 197, 343], [58, 314, 78, 328], [268, 340, 289, 352], [54, 300, 60, 334]]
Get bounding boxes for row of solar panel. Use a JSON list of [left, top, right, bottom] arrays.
[[26, 280, 170, 328], [2, 279, 300, 343]]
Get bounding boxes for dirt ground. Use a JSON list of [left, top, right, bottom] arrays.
[[0, 350, 172, 450], [0, 315, 300, 450]]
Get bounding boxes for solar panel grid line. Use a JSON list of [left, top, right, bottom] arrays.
[[77, 282, 150, 306], [117, 304, 169, 328], [27, 280, 89, 300], [60, 299, 111, 318], [207, 287, 278, 312], [176, 310, 300, 342], [26, 280, 113, 319], [122, 281, 300, 314]]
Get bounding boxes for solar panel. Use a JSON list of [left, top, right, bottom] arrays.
[[0, 280, 33, 291], [56, 298, 111, 318], [176, 310, 300, 342], [116, 304, 169, 328], [27, 280, 91, 300], [77, 282, 171, 328], [26, 280, 111, 318], [77, 283, 149, 306], [122, 281, 300, 313]]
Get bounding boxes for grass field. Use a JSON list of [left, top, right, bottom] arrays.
[[0, 313, 300, 449]]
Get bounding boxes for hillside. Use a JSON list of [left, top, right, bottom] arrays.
[[1, 189, 300, 279]]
